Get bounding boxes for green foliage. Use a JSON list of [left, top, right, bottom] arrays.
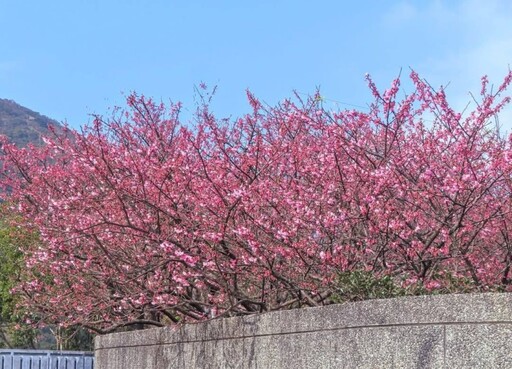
[[54, 326, 94, 351], [331, 269, 484, 304], [332, 271, 408, 303], [5, 326, 37, 349], [0, 213, 38, 348]]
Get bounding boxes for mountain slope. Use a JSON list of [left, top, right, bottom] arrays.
[[0, 98, 61, 147]]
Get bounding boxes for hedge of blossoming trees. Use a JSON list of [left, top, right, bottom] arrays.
[[1, 71, 512, 334]]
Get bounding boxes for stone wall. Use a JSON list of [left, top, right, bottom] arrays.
[[95, 293, 512, 368]]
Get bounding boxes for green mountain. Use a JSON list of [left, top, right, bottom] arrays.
[[0, 98, 61, 147]]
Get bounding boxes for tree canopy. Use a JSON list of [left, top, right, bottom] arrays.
[[1, 71, 512, 333]]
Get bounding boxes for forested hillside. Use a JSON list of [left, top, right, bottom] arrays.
[[0, 98, 61, 146]]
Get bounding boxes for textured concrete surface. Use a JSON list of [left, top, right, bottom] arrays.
[[95, 293, 512, 368]]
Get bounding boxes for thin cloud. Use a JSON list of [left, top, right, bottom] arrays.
[[382, 1, 418, 25], [383, 0, 512, 130]]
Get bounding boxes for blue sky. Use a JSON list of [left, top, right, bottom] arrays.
[[1, 0, 512, 130]]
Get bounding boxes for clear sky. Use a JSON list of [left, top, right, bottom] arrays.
[[1, 0, 512, 130]]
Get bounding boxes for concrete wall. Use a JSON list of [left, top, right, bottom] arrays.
[[95, 293, 512, 369]]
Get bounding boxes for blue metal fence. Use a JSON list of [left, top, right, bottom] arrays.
[[0, 350, 94, 369]]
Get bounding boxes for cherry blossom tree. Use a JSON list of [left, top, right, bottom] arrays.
[[1, 71, 512, 333]]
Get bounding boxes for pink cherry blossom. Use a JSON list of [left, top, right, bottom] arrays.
[[1, 71, 512, 333]]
